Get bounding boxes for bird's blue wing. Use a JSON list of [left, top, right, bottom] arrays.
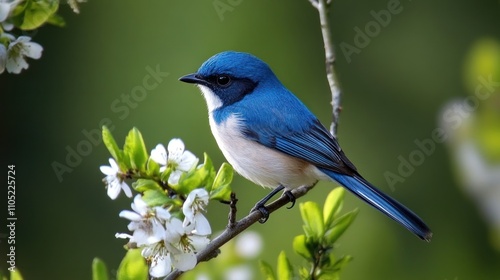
[[273, 119, 357, 174], [237, 94, 357, 175]]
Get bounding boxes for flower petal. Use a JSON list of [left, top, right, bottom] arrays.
[[149, 252, 172, 278], [150, 144, 167, 165], [167, 139, 185, 161], [193, 213, 211, 235], [155, 206, 172, 221], [165, 218, 184, 244], [189, 235, 210, 252], [121, 182, 133, 198], [108, 158, 119, 171], [23, 41, 43, 59], [99, 165, 115, 176], [119, 210, 142, 221], [6, 53, 27, 74], [131, 194, 148, 215], [0, 3, 10, 22], [115, 233, 133, 239], [168, 170, 182, 185], [172, 252, 197, 271], [177, 151, 198, 171], [107, 181, 121, 200]]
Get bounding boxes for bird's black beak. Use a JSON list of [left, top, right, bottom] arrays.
[[179, 73, 207, 86]]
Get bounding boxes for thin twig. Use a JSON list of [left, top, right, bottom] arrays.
[[165, 185, 314, 280], [311, 0, 342, 137], [228, 192, 238, 228]]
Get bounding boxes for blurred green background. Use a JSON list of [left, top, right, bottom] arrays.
[[2, 0, 500, 279]]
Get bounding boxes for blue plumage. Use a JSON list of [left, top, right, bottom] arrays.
[[180, 51, 432, 241]]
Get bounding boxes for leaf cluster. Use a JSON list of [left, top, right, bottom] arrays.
[[260, 188, 358, 280]]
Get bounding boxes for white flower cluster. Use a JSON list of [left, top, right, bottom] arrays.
[[117, 189, 211, 278], [100, 138, 209, 277], [99, 138, 197, 200], [0, 0, 86, 74], [0, 0, 43, 74]]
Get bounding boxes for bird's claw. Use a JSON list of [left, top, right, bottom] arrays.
[[283, 190, 296, 209], [251, 204, 270, 223]]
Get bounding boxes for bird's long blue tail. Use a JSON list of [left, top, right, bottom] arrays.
[[320, 169, 432, 241]]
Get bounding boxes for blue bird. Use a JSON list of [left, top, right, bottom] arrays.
[[179, 51, 432, 241]]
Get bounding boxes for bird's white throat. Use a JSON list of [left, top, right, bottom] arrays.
[[198, 85, 223, 112]]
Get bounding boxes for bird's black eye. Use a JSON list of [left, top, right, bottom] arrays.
[[216, 75, 231, 86]]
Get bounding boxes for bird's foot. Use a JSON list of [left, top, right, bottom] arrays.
[[250, 185, 296, 223], [250, 185, 285, 223], [250, 203, 270, 224], [283, 190, 296, 209]]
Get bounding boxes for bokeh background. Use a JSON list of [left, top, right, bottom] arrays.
[[2, 0, 500, 279]]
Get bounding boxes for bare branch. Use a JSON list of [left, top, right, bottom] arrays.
[[228, 192, 238, 228], [310, 0, 342, 137]]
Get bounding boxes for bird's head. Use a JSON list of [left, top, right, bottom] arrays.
[[179, 51, 277, 111]]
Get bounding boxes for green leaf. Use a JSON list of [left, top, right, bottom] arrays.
[[292, 234, 312, 260], [102, 126, 125, 166], [300, 201, 325, 239], [298, 267, 309, 280], [210, 162, 233, 201], [123, 128, 148, 172], [201, 153, 216, 189], [175, 154, 210, 195], [92, 258, 109, 280], [116, 249, 148, 280], [324, 209, 358, 244], [146, 158, 160, 177], [175, 166, 207, 194], [276, 251, 294, 280], [331, 255, 353, 272], [142, 189, 176, 207], [132, 179, 163, 192], [259, 260, 276, 280], [10, 268, 23, 280], [19, 0, 59, 30], [323, 188, 345, 228], [318, 272, 340, 280], [46, 12, 65, 27]]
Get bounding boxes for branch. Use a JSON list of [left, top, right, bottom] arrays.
[[165, 184, 314, 280], [310, 0, 341, 137]]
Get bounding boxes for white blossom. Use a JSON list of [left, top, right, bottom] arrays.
[[100, 158, 132, 200], [182, 188, 211, 235], [142, 242, 173, 278], [150, 139, 198, 185], [118, 194, 171, 246], [164, 218, 208, 271], [4, 35, 43, 74]]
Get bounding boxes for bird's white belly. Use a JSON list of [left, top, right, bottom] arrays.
[[209, 114, 322, 189]]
